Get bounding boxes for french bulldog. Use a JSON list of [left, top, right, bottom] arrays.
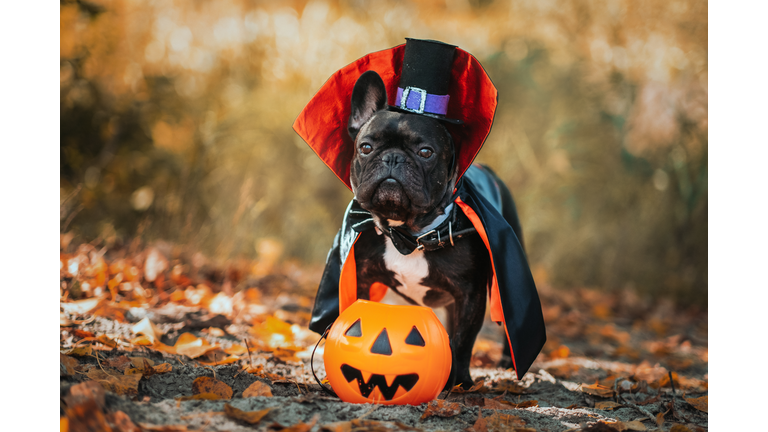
[[344, 70, 525, 389]]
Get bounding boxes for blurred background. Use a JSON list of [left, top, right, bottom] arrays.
[[60, 0, 707, 306]]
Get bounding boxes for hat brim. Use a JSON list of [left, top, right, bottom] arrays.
[[387, 106, 464, 125], [293, 43, 497, 190]]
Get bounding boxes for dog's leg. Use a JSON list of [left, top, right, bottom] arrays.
[[447, 290, 486, 389]]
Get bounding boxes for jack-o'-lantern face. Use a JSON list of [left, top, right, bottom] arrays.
[[323, 300, 452, 405]]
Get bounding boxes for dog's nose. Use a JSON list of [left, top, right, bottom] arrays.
[[382, 152, 406, 168]]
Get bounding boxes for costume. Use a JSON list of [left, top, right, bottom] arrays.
[[293, 40, 546, 379]]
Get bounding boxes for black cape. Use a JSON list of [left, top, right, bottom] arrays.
[[309, 165, 546, 379]]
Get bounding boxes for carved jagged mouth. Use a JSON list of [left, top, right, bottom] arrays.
[[340, 364, 419, 400]]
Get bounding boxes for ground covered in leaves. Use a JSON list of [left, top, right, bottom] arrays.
[[60, 240, 708, 432]]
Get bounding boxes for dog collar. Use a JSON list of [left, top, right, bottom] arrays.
[[346, 200, 476, 256]]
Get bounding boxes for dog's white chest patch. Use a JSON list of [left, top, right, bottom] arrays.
[[382, 238, 431, 306]]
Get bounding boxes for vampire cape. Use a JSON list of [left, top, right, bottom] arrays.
[[293, 41, 546, 380]]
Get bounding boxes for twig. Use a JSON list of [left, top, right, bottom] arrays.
[[203, 365, 216, 380], [358, 405, 378, 420], [668, 371, 677, 400], [615, 377, 656, 421], [244, 338, 254, 368]]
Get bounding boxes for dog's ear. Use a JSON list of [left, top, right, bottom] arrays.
[[348, 70, 387, 141]]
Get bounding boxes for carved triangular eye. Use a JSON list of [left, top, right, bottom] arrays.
[[405, 326, 425, 346], [370, 329, 392, 355], [345, 319, 362, 337]]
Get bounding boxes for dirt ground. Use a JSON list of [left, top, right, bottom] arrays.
[[59, 243, 708, 432]]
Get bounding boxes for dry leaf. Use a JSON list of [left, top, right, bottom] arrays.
[[60, 354, 79, 375], [103, 355, 132, 372], [224, 344, 248, 356], [655, 411, 665, 427], [61, 296, 104, 315], [582, 383, 615, 398], [191, 376, 233, 399], [421, 399, 462, 419], [61, 345, 92, 357], [492, 379, 529, 394], [131, 317, 163, 345], [108, 411, 141, 432], [467, 410, 488, 432], [277, 415, 319, 432], [243, 380, 273, 397], [96, 334, 118, 348], [64, 397, 112, 432], [595, 401, 623, 410], [452, 380, 486, 393], [669, 425, 692, 432], [86, 369, 142, 396], [624, 420, 647, 431], [684, 395, 708, 413], [174, 332, 218, 359], [484, 411, 527, 432], [597, 421, 626, 431], [224, 404, 270, 425], [138, 423, 189, 431], [65, 381, 106, 409]]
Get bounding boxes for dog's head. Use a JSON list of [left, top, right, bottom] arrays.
[[348, 71, 457, 232]]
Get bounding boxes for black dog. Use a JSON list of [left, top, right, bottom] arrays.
[[339, 71, 525, 388], [301, 39, 545, 393]]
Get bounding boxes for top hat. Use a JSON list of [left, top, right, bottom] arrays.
[[293, 39, 498, 190], [388, 39, 463, 124]]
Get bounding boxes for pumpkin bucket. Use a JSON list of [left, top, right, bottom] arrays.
[[323, 299, 452, 405]]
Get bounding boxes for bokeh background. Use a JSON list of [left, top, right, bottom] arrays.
[[60, 0, 707, 305]]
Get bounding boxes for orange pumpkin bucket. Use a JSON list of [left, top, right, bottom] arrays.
[[323, 299, 452, 405]]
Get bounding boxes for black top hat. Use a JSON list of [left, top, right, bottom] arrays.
[[388, 38, 463, 124]]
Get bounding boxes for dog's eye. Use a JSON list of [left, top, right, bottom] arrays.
[[418, 148, 433, 158], [359, 143, 373, 155]]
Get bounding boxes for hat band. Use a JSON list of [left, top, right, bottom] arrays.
[[396, 87, 450, 116]]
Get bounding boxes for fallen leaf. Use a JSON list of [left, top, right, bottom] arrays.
[[61, 345, 93, 357], [224, 344, 248, 356], [138, 423, 189, 431], [72, 329, 95, 338], [624, 420, 647, 431], [131, 317, 163, 345], [421, 399, 462, 419], [130, 357, 155, 368], [191, 376, 233, 400], [597, 421, 626, 431], [595, 401, 623, 410], [684, 395, 708, 413], [582, 383, 615, 398], [483, 411, 527, 432], [243, 380, 273, 397], [96, 334, 118, 348], [467, 410, 488, 432], [61, 296, 104, 315], [452, 380, 486, 393], [274, 415, 319, 432], [656, 411, 665, 427], [174, 332, 219, 359], [60, 354, 79, 375], [86, 369, 141, 396], [224, 404, 271, 425], [64, 397, 112, 432], [103, 355, 132, 372], [492, 379, 529, 394], [670, 425, 692, 432], [65, 381, 106, 409], [107, 411, 141, 432]]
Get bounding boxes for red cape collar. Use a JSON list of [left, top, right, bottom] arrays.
[[293, 43, 498, 190]]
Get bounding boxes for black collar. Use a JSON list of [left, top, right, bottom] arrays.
[[348, 200, 476, 255]]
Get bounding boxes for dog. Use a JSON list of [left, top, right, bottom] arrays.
[[341, 70, 526, 389], [298, 39, 545, 393]]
